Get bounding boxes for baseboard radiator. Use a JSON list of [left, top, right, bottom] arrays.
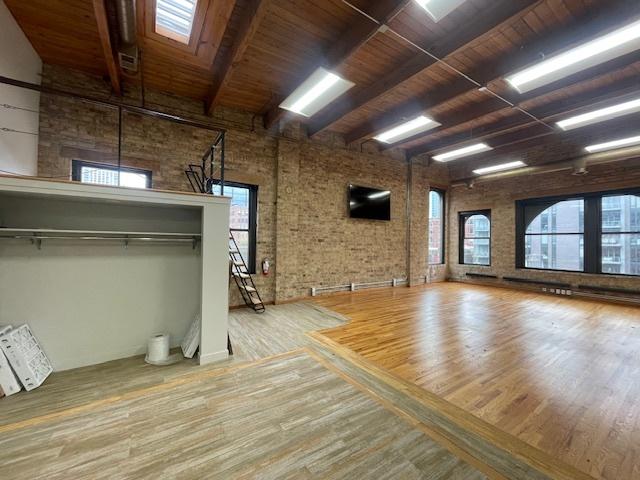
[[311, 277, 410, 297], [462, 273, 640, 304]]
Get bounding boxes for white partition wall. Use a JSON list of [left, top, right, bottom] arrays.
[[0, 176, 230, 370]]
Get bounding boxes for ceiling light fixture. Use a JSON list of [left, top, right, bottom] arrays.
[[280, 67, 355, 117], [432, 143, 493, 162], [415, 0, 469, 23], [506, 19, 640, 93], [585, 135, 640, 153], [556, 97, 640, 130], [473, 160, 526, 175], [155, 0, 198, 44], [374, 116, 441, 144]]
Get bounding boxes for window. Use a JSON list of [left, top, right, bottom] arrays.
[[429, 189, 445, 264], [601, 194, 640, 275], [523, 199, 584, 272], [212, 182, 258, 274], [155, 0, 198, 44], [516, 189, 640, 276], [459, 210, 491, 265], [72, 160, 151, 189]]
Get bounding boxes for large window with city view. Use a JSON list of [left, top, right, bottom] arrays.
[[524, 199, 584, 272], [428, 189, 445, 264], [459, 210, 491, 266], [516, 190, 640, 276], [213, 182, 257, 273], [601, 194, 640, 276]]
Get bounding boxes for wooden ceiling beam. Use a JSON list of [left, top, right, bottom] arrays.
[[345, 0, 640, 146], [305, 0, 539, 137], [407, 72, 640, 158], [205, 0, 267, 116], [385, 49, 640, 151], [263, 0, 413, 130], [92, 0, 121, 95]]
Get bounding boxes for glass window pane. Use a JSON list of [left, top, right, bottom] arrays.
[[429, 191, 443, 264], [526, 199, 584, 234], [601, 195, 640, 233], [465, 214, 490, 239], [231, 230, 250, 264], [601, 233, 640, 275], [213, 185, 250, 230], [463, 238, 490, 265], [80, 166, 148, 189], [525, 234, 584, 271]]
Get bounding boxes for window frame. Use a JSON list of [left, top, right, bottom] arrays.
[[428, 188, 446, 265], [459, 209, 492, 266], [213, 180, 258, 275], [72, 160, 152, 189], [515, 187, 640, 277]]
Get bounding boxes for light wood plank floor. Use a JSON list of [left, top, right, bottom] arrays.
[[0, 351, 486, 480], [0, 302, 345, 427], [313, 283, 640, 480]]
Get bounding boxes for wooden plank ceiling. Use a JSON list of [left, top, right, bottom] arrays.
[[5, 0, 640, 178]]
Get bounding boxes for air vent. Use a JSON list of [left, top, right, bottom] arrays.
[[118, 47, 138, 72]]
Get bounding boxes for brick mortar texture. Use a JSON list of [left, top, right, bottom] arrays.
[[36, 65, 449, 305]]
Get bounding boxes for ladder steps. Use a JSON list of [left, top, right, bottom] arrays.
[[228, 231, 265, 313]]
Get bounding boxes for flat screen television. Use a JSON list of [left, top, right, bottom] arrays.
[[349, 184, 391, 221]]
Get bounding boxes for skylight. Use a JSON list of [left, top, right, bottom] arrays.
[[432, 143, 493, 162], [585, 135, 640, 153], [280, 67, 355, 117], [506, 19, 640, 94], [155, 0, 198, 44], [473, 161, 526, 175], [415, 0, 469, 22], [556, 97, 640, 131], [374, 116, 441, 144]]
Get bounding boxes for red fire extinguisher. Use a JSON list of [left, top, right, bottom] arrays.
[[262, 258, 271, 276]]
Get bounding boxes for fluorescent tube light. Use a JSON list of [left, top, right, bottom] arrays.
[[432, 143, 493, 162], [415, 0, 469, 22], [374, 116, 441, 143], [585, 135, 640, 153], [156, 0, 198, 44], [473, 161, 526, 175], [507, 19, 640, 93], [368, 191, 391, 200], [556, 98, 640, 131], [280, 67, 355, 117]]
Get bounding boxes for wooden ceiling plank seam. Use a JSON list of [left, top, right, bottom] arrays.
[[205, 0, 269, 115], [92, 0, 122, 95], [306, 0, 541, 138], [263, 0, 413, 130], [344, 0, 640, 145]]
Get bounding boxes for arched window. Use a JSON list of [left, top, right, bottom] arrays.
[[524, 199, 584, 272], [459, 211, 491, 265], [429, 189, 445, 264]]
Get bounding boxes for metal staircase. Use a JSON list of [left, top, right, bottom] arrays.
[[184, 133, 266, 314], [229, 232, 265, 313]]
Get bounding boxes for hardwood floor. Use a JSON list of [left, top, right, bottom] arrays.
[[0, 351, 486, 479], [312, 282, 640, 480]]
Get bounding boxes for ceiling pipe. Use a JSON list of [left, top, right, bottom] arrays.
[[114, 0, 139, 72], [450, 145, 640, 188], [115, 0, 137, 47]]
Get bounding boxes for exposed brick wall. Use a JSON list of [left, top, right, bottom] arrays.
[[37, 65, 447, 305], [448, 159, 640, 290]]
